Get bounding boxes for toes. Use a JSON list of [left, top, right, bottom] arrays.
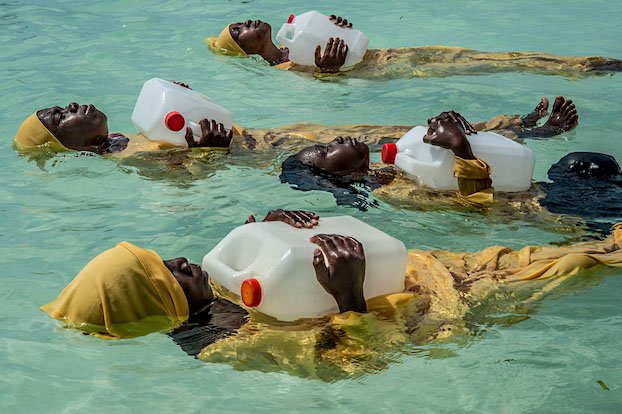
[[539, 96, 549, 115], [560, 99, 574, 114], [568, 108, 579, 124], [565, 99, 576, 111], [551, 96, 564, 113]]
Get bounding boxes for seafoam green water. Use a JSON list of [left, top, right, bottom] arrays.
[[1, 0, 621, 412]]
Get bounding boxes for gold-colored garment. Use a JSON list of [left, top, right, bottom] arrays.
[[14, 112, 67, 151], [374, 161, 586, 237], [112, 133, 176, 156], [273, 61, 295, 70], [279, 46, 621, 79], [198, 225, 622, 380], [205, 26, 247, 56], [103, 124, 246, 156], [241, 115, 522, 153], [242, 123, 412, 151], [374, 156, 496, 208], [375, 155, 496, 207], [454, 156, 494, 203], [41, 242, 189, 339]]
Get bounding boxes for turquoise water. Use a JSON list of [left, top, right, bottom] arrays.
[[1, 0, 621, 412]]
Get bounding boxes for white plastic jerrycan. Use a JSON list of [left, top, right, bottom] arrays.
[[202, 216, 407, 322], [381, 126, 535, 192], [131, 78, 234, 146], [276, 11, 369, 68]]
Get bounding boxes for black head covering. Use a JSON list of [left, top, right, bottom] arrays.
[[279, 155, 383, 211], [539, 152, 622, 235]]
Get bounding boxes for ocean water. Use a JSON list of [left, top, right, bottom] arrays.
[[1, 0, 621, 412]]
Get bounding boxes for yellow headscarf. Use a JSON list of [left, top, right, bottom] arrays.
[[41, 242, 189, 339], [14, 112, 67, 151], [206, 25, 248, 56]]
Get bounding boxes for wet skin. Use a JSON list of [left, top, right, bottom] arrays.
[[516, 96, 578, 138], [163, 257, 214, 315], [38, 103, 109, 153], [246, 209, 320, 228], [229, 19, 273, 55], [165, 210, 321, 315], [542, 96, 578, 132], [249, 212, 368, 314], [424, 96, 579, 153], [521, 96, 550, 128], [184, 119, 233, 148], [165, 211, 367, 320], [228, 17, 349, 70], [37, 99, 232, 153], [311, 234, 367, 313], [423, 112, 476, 159], [315, 37, 348, 73], [169, 213, 368, 357], [295, 136, 370, 176]]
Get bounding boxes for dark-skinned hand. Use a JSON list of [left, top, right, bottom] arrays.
[[329, 15, 353, 28], [423, 112, 475, 160], [245, 209, 320, 228], [434, 110, 477, 135], [310, 234, 367, 314], [315, 37, 348, 73], [184, 119, 233, 148]]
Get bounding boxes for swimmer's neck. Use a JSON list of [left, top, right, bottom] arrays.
[[261, 42, 288, 65]]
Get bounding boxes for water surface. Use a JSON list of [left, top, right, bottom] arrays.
[[1, 0, 621, 412]]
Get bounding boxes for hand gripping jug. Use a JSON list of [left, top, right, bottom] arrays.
[[202, 216, 407, 321], [276, 11, 369, 68], [381, 126, 535, 192], [131, 78, 234, 146]]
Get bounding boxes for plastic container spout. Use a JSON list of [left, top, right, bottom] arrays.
[[381, 143, 398, 164], [241, 278, 262, 307], [165, 111, 185, 132]]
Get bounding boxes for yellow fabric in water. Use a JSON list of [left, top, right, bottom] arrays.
[[199, 224, 622, 380], [41, 242, 189, 339], [453, 156, 494, 204], [14, 112, 66, 151], [273, 61, 295, 70], [206, 25, 247, 56], [111, 127, 245, 157]]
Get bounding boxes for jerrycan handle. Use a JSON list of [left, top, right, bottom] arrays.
[[205, 257, 254, 293], [276, 23, 296, 46]]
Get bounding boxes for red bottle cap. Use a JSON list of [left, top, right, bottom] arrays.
[[241, 278, 262, 307], [164, 111, 185, 132], [287, 14, 295, 24], [381, 143, 398, 164]]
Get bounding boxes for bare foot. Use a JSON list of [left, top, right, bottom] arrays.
[[543, 96, 578, 132], [521, 96, 549, 127]]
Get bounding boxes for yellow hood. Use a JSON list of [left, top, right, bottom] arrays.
[[14, 112, 67, 151], [41, 242, 189, 339], [206, 25, 248, 56]]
